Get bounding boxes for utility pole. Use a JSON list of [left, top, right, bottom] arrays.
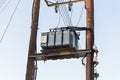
[[86, 0, 94, 80], [25, 0, 40, 80], [25, 0, 97, 80]]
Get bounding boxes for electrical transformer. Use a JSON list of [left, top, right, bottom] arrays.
[[41, 32, 48, 49], [48, 31, 55, 47], [41, 27, 80, 51], [55, 31, 62, 47], [63, 30, 73, 48]]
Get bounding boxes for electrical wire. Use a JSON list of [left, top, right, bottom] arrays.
[[58, 1, 68, 26], [0, 0, 7, 8], [78, 40, 82, 49], [64, 4, 72, 26], [76, 5, 84, 26], [57, 0, 73, 26], [34, 60, 38, 80], [60, 5, 68, 26], [55, 10, 61, 28], [59, 5, 72, 26], [0, 0, 22, 43], [58, 0, 67, 24], [69, 8, 73, 26], [0, 0, 11, 14], [62, 3, 72, 26], [59, 5, 68, 26]]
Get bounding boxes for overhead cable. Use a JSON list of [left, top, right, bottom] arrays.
[[76, 5, 84, 26], [59, 5, 68, 26], [0, 0, 7, 8], [57, 0, 73, 26], [57, 0, 68, 26], [0, 0, 11, 14], [34, 60, 38, 80], [55, 10, 61, 28], [58, 5, 67, 26], [0, 0, 22, 43]]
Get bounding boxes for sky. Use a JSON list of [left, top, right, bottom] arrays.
[[0, 0, 120, 80]]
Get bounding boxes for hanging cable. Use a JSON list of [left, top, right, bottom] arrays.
[[58, 5, 68, 26], [78, 40, 82, 49], [0, 0, 7, 8], [64, 4, 72, 26], [55, 0, 66, 26], [59, 5, 69, 26], [56, 0, 73, 26], [59, 5, 72, 26], [61, 1, 72, 26], [34, 60, 38, 80], [76, 5, 84, 26], [69, 6, 73, 26], [0, 0, 22, 43], [58, 0, 69, 26], [54, 0, 73, 27], [0, 0, 11, 14], [55, 10, 61, 28]]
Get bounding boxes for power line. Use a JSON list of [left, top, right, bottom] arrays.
[[76, 5, 84, 26], [57, 0, 68, 26], [58, 5, 66, 26], [62, 3, 72, 26], [55, 10, 61, 28], [59, 5, 72, 26], [56, 0, 73, 26], [59, 5, 68, 26], [69, 8, 73, 25], [0, 0, 11, 14], [0, 0, 22, 43], [0, 0, 7, 8]]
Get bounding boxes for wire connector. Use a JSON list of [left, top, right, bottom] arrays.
[[92, 45, 99, 54], [94, 69, 99, 79], [68, 2, 73, 11], [93, 57, 99, 67]]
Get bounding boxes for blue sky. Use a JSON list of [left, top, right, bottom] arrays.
[[0, 0, 120, 80]]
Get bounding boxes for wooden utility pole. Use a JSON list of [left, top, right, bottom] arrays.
[[25, 0, 40, 80], [86, 0, 94, 80]]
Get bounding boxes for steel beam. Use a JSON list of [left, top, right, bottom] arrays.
[[29, 49, 91, 61], [45, 0, 84, 7]]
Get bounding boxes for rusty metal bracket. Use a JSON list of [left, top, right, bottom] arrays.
[[29, 49, 91, 61], [44, 0, 84, 7], [49, 26, 91, 32]]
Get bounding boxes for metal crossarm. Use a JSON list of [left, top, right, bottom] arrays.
[[29, 49, 91, 61], [49, 26, 91, 31], [45, 0, 84, 7]]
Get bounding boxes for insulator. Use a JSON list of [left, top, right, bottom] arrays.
[[94, 69, 99, 78], [68, 3, 73, 11], [93, 57, 99, 66], [55, 5, 59, 13], [92, 45, 98, 53]]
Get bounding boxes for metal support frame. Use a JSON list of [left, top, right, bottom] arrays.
[[45, 0, 84, 7], [29, 49, 91, 61], [49, 26, 91, 31], [25, 0, 96, 80]]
